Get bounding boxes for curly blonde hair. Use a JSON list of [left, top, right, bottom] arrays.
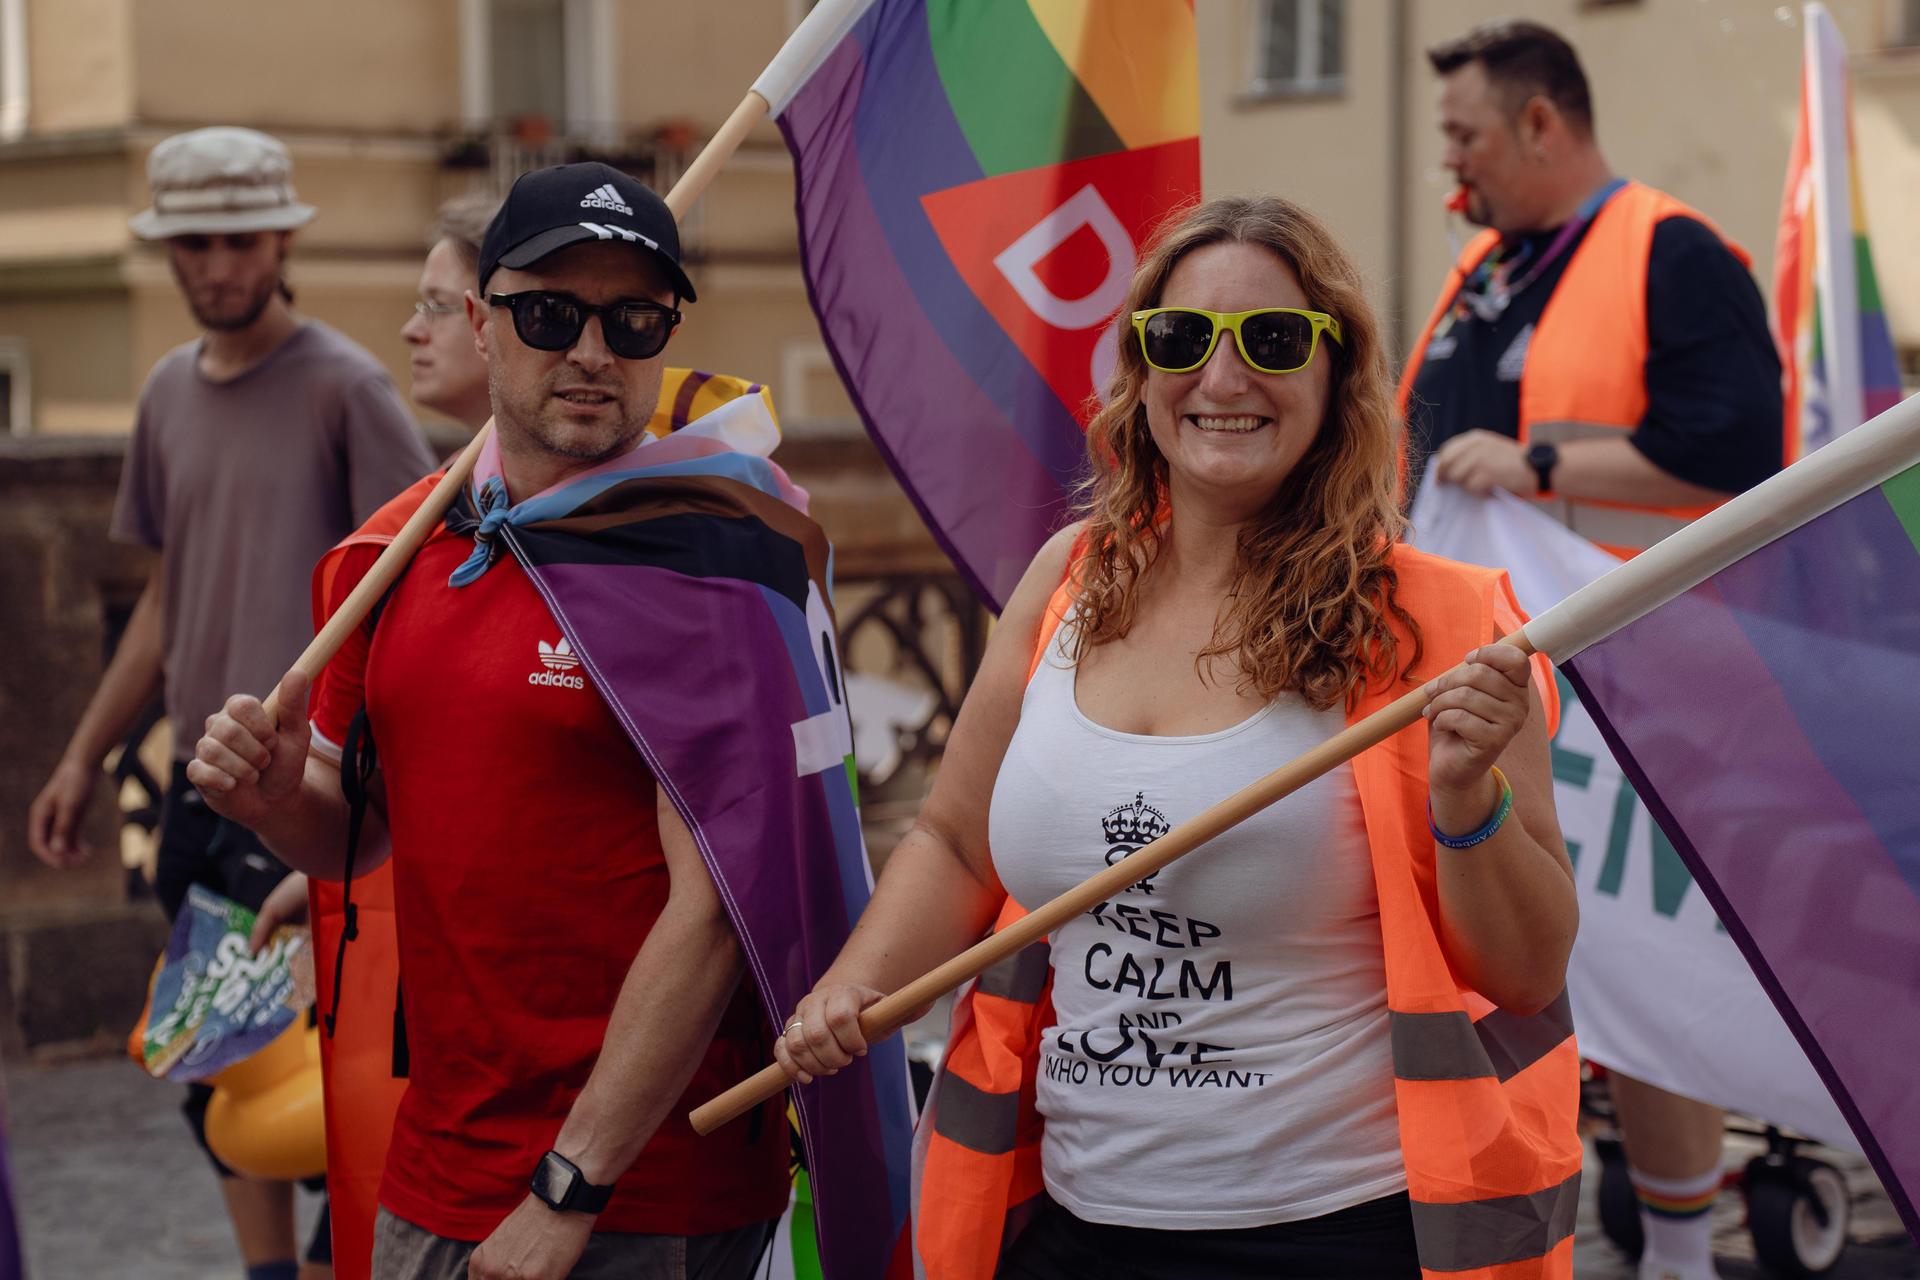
[[1070, 195, 1419, 710]]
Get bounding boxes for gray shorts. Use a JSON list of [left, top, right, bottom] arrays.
[[370, 1206, 777, 1280]]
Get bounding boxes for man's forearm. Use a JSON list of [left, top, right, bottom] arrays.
[[63, 573, 166, 769], [1555, 436, 1731, 507], [550, 901, 749, 1186], [246, 755, 386, 881]]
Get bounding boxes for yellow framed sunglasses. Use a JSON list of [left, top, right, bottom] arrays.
[[1131, 306, 1343, 375]]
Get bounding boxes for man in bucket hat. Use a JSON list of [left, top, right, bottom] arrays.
[[28, 126, 434, 1280]]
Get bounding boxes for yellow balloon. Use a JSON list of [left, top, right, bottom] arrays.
[[203, 1020, 327, 1181]]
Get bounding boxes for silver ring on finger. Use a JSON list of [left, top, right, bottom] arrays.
[[784, 1018, 804, 1037]]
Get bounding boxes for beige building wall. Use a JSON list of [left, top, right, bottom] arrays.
[[130, 0, 461, 134], [25, 0, 133, 134]]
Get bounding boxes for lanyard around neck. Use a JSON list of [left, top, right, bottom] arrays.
[[1460, 177, 1626, 323]]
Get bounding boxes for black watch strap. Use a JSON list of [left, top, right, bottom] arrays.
[[1526, 442, 1559, 495], [530, 1150, 614, 1214]]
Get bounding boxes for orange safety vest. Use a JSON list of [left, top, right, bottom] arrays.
[[1398, 181, 1751, 557], [913, 543, 1580, 1279]]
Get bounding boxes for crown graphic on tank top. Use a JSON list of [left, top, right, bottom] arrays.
[[1102, 792, 1170, 894]]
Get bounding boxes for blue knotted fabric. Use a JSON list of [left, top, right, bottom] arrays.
[[446, 475, 513, 587]]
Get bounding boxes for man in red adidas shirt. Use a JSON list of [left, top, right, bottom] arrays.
[[186, 163, 788, 1280]]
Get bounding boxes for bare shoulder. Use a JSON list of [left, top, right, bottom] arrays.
[[1000, 521, 1084, 631], [969, 521, 1085, 695]]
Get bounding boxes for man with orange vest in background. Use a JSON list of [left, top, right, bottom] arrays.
[[1399, 20, 1783, 1280]]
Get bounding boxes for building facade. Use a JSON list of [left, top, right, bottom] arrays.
[[0, 0, 857, 437]]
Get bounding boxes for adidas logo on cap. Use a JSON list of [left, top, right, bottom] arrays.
[[579, 183, 634, 216]]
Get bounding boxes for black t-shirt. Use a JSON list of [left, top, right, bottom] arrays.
[[1405, 214, 1783, 496]]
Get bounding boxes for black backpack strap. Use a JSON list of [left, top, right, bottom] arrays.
[[320, 577, 401, 1040], [322, 703, 378, 1038], [392, 985, 409, 1078]]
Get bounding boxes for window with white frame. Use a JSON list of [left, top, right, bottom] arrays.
[[1248, 0, 1345, 97], [0, 0, 27, 142], [491, 0, 566, 129], [462, 0, 615, 141]]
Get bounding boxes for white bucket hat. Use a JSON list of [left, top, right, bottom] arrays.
[[129, 127, 317, 240]]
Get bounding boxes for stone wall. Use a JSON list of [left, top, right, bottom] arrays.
[[0, 437, 171, 1057]]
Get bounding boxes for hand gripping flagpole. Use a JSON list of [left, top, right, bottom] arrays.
[[262, 0, 876, 723], [690, 628, 1537, 1136]]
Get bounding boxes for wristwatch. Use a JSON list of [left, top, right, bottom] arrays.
[[1526, 441, 1559, 496], [529, 1150, 614, 1214]]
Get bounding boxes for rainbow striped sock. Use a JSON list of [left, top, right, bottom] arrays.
[[1631, 1165, 1721, 1280]]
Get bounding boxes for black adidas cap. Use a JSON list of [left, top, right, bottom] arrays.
[[477, 161, 697, 302]]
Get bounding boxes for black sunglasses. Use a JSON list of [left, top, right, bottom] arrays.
[[486, 291, 680, 361]]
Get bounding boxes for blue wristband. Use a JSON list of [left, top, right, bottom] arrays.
[[1429, 766, 1513, 849]]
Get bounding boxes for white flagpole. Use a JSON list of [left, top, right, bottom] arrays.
[[1527, 392, 1920, 664], [1806, 2, 1864, 439]]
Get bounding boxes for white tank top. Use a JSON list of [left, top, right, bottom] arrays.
[[988, 623, 1406, 1229]]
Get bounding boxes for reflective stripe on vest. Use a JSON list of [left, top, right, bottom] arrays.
[[913, 544, 1581, 1278], [1392, 988, 1575, 1082], [1398, 182, 1751, 555]]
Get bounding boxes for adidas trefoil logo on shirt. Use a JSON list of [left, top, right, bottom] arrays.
[[579, 183, 634, 216], [530, 637, 586, 689]]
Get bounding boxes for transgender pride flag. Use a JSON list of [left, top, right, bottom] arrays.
[[457, 420, 917, 1279], [1773, 2, 1904, 462], [759, 0, 1200, 608], [1527, 392, 1920, 1243]]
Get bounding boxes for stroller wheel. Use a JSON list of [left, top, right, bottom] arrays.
[[1746, 1155, 1850, 1277]]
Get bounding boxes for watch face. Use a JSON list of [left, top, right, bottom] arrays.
[[531, 1152, 576, 1209]]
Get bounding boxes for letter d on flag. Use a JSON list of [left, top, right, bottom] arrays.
[[993, 184, 1135, 329]]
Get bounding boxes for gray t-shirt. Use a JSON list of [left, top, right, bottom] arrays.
[[111, 321, 436, 760]]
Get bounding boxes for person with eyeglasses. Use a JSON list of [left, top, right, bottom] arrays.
[[1402, 24, 1784, 1280], [185, 164, 786, 1280], [399, 192, 501, 434], [775, 195, 1582, 1278]]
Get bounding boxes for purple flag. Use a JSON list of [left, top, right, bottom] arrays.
[[1527, 396, 1920, 1242]]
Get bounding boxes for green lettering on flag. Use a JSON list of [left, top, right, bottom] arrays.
[[1596, 778, 1637, 898]]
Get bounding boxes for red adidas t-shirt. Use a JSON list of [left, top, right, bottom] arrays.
[[311, 523, 788, 1241]]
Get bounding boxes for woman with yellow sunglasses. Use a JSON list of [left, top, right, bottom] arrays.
[[777, 196, 1580, 1279]]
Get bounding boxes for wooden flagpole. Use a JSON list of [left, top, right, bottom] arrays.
[[262, 96, 771, 723], [689, 628, 1536, 1135]]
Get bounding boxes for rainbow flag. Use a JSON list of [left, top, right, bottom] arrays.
[[1773, 2, 1903, 462], [761, 0, 1200, 607], [1527, 393, 1920, 1243]]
